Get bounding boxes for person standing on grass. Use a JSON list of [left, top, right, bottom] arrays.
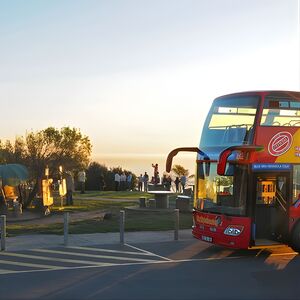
[[120, 172, 126, 191], [138, 174, 143, 191], [99, 174, 105, 191], [143, 172, 149, 192], [180, 175, 187, 193], [77, 170, 86, 194], [175, 176, 180, 193], [66, 171, 74, 205], [126, 173, 132, 191], [114, 172, 120, 191]]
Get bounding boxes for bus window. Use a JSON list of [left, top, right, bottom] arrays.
[[256, 178, 276, 205], [195, 163, 247, 216], [201, 96, 259, 147], [260, 98, 300, 126], [293, 165, 300, 204]]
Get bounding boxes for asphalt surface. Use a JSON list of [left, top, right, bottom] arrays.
[[0, 233, 299, 300]]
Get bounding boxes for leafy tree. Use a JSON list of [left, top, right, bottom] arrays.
[[0, 127, 92, 207], [171, 164, 189, 177], [85, 162, 110, 190], [85, 163, 137, 191]]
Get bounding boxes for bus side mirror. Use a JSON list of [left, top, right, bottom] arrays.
[[217, 145, 264, 176], [166, 147, 209, 173]]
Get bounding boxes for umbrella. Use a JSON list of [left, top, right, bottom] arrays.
[[0, 164, 29, 186]]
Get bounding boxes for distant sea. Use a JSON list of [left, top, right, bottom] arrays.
[[93, 153, 197, 177]]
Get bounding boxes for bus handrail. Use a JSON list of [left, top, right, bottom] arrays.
[[165, 147, 210, 173], [217, 145, 264, 175]]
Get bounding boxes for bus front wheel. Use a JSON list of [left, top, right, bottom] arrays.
[[291, 223, 300, 253]]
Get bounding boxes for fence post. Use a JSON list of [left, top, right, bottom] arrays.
[[120, 210, 125, 245], [174, 209, 179, 241], [64, 212, 69, 247], [1, 215, 6, 251]]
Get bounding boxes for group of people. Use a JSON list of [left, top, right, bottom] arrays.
[[114, 172, 133, 191], [137, 172, 187, 193], [138, 172, 150, 192]]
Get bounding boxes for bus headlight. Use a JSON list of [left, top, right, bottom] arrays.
[[224, 225, 244, 236]]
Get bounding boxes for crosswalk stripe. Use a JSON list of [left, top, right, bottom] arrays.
[[0, 252, 116, 267], [125, 243, 172, 261], [31, 248, 157, 262], [0, 259, 62, 269], [68, 246, 154, 256], [0, 269, 21, 274]]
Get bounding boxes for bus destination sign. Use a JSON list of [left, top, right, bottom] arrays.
[[252, 163, 292, 171]]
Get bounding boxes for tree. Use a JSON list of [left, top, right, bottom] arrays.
[[171, 164, 189, 177], [85, 163, 137, 191], [85, 162, 110, 191], [0, 126, 92, 207]]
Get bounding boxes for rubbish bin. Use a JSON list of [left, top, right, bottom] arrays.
[[176, 195, 191, 212], [139, 197, 146, 208], [148, 199, 156, 208]]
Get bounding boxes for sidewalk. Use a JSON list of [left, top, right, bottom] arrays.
[[4, 229, 194, 251]]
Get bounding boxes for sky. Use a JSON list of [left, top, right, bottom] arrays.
[[0, 0, 299, 176]]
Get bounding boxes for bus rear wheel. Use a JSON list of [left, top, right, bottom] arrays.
[[291, 223, 300, 253]]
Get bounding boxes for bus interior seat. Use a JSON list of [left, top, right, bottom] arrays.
[[222, 127, 247, 144]]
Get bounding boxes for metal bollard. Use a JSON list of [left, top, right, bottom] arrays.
[[174, 209, 179, 241], [64, 212, 69, 246], [1, 215, 6, 251], [120, 210, 125, 245]]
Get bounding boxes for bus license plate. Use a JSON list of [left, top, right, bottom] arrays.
[[201, 235, 213, 243]]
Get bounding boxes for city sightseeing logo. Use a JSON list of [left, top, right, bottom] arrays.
[[268, 132, 293, 156]]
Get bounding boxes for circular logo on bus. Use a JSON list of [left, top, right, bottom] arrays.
[[268, 131, 293, 156]]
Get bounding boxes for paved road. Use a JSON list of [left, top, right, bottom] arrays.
[[0, 239, 299, 300]]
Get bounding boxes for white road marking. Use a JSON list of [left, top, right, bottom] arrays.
[[31, 248, 156, 262], [0, 252, 116, 267], [0, 268, 21, 274], [125, 243, 172, 261], [0, 255, 245, 275], [68, 246, 155, 256], [0, 259, 63, 270], [0, 245, 296, 276]]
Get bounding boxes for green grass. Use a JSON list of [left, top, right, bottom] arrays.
[[7, 191, 193, 236], [7, 210, 193, 236], [73, 190, 151, 199], [50, 199, 138, 212]]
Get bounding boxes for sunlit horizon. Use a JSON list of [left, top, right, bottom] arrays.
[[0, 0, 299, 175]]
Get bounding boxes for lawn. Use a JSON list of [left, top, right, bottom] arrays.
[[7, 191, 193, 235]]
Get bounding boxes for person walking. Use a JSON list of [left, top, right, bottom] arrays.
[[143, 172, 149, 192], [114, 172, 120, 191], [138, 174, 143, 192]]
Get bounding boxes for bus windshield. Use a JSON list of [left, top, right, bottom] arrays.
[[195, 162, 247, 216], [201, 96, 260, 147]]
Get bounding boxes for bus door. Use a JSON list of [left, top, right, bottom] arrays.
[[253, 173, 290, 245]]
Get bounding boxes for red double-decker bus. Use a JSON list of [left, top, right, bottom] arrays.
[[166, 90, 300, 251]]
